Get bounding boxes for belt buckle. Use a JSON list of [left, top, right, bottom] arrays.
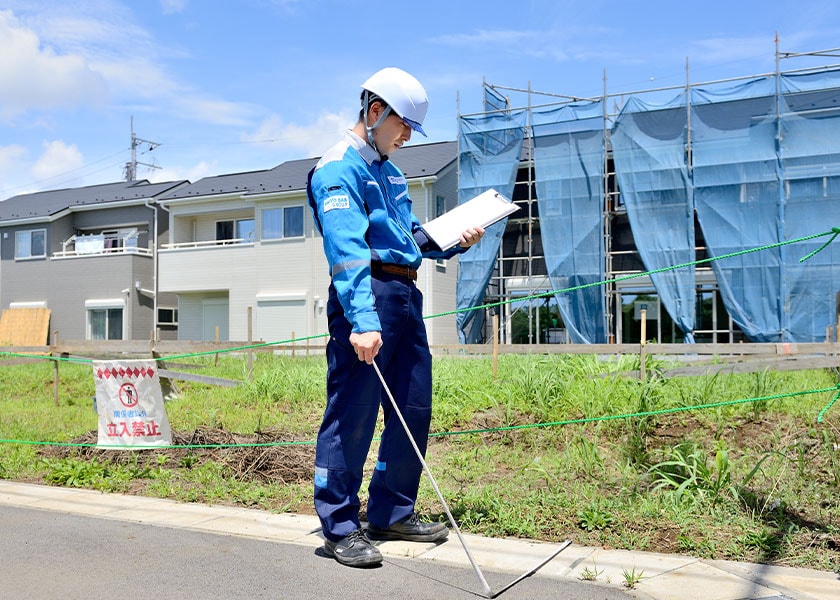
[[373, 262, 416, 281]]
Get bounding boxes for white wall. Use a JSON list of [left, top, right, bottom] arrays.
[[160, 176, 464, 345]]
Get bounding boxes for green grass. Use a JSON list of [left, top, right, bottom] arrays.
[[1, 353, 838, 572]]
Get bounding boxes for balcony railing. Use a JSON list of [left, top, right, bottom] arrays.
[[161, 238, 254, 250], [53, 246, 152, 258], [54, 232, 151, 259]]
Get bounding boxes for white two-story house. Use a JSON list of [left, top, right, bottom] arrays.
[[157, 140, 462, 348]]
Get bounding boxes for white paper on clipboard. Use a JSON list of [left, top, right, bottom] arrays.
[[421, 189, 519, 251]]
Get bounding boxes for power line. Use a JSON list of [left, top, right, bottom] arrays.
[[0, 149, 128, 196]]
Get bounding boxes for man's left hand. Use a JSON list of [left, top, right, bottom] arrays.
[[459, 226, 485, 248]]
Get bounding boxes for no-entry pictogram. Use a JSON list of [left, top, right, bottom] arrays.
[[118, 382, 139, 408]]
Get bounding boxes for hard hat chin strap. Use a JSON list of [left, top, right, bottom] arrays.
[[363, 90, 392, 157]]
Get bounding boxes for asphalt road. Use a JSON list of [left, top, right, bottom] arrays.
[[0, 505, 636, 600]]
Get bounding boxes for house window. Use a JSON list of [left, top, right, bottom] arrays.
[[435, 195, 446, 218], [216, 219, 254, 243], [158, 307, 178, 326], [88, 308, 123, 340], [262, 206, 304, 240], [15, 229, 46, 259], [101, 228, 139, 251]]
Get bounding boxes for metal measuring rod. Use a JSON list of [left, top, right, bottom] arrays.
[[372, 360, 571, 598]]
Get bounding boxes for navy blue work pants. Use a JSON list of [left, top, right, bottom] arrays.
[[314, 273, 432, 542]]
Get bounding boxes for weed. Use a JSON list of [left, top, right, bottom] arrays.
[[578, 504, 615, 531], [451, 494, 493, 529], [648, 441, 738, 507], [504, 358, 568, 420], [820, 427, 840, 485], [677, 533, 717, 556], [564, 436, 604, 477], [619, 385, 662, 469], [742, 528, 780, 554], [579, 562, 604, 581], [41, 457, 107, 487], [622, 420, 651, 469], [695, 370, 722, 405], [178, 451, 199, 469], [621, 567, 645, 589], [750, 369, 773, 421]]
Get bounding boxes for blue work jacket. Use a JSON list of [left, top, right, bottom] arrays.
[[307, 131, 464, 333]]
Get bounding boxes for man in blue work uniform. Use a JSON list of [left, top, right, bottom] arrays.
[[306, 67, 484, 568]]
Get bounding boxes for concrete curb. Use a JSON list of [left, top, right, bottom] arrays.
[[0, 480, 836, 599]]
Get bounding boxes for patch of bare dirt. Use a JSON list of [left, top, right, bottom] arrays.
[[40, 427, 315, 485]]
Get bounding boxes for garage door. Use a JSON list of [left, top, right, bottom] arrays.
[[256, 298, 307, 344]]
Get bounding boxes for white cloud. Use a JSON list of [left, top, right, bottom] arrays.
[[0, 144, 29, 195], [20, 2, 156, 59], [0, 144, 27, 171], [430, 27, 570, 61], [31, 140, 84, 181], [0, 138, 96, 198], [175, 97, 261, 128], [244, 110, 356, 158], [431, 28, 539, 48], [2, 5, 257, 128], [160, 0, 188, 15], [427, 25, 618, 64], [150, 160, 219, 184], [268, 0, 304, 13], [0, 10, 107, 119], [688, 35, 778, 65]]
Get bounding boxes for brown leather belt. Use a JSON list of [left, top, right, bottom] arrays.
[[371, 262, 417, 281]]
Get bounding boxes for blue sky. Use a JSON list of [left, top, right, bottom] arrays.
[[2, 0, 839, 198]]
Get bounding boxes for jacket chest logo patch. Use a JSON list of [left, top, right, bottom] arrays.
[[387, 175, 406, 185]]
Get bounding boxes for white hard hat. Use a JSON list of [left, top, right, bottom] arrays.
[[361, 67, 428, 136]]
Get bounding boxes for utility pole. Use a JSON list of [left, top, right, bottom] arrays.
[[124, 116, 161, 181]]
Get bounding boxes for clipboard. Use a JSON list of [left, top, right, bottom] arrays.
[[421, 188, 519, 251]]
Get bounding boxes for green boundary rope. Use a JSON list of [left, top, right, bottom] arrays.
[[2, 227, 838, 363], [817, 389, 840, 423], [431, 226, 840, 319], [2, 384, 837, 450], [0, 227, 838, 450]]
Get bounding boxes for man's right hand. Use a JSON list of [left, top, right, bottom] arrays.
[[349, 331, 383, 364]]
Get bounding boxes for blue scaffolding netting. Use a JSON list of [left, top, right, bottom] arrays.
[[457, 68, 840, 343], [456, 100, 526, 344], [532, 101, 607, 344], [612, 93, 696, 343]]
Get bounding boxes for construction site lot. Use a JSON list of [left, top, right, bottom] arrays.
[[1, 349, 838, 574]]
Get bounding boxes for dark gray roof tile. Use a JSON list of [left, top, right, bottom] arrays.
[[160, 140, 456, 201], [0, 140, 457, 218], [0, 180, 187, 221]]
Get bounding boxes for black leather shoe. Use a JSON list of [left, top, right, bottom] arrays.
[[367, 513, 449, 543], [323, 529, 383, 567]]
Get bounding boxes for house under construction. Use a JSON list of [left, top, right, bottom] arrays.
[[456, 43, 840, 346]]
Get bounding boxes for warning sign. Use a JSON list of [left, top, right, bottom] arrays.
[[93, 360, 172, 448]]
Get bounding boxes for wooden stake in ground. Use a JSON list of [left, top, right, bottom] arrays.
[[492, 314, 499, 380], [640, 308, 647, 383]]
